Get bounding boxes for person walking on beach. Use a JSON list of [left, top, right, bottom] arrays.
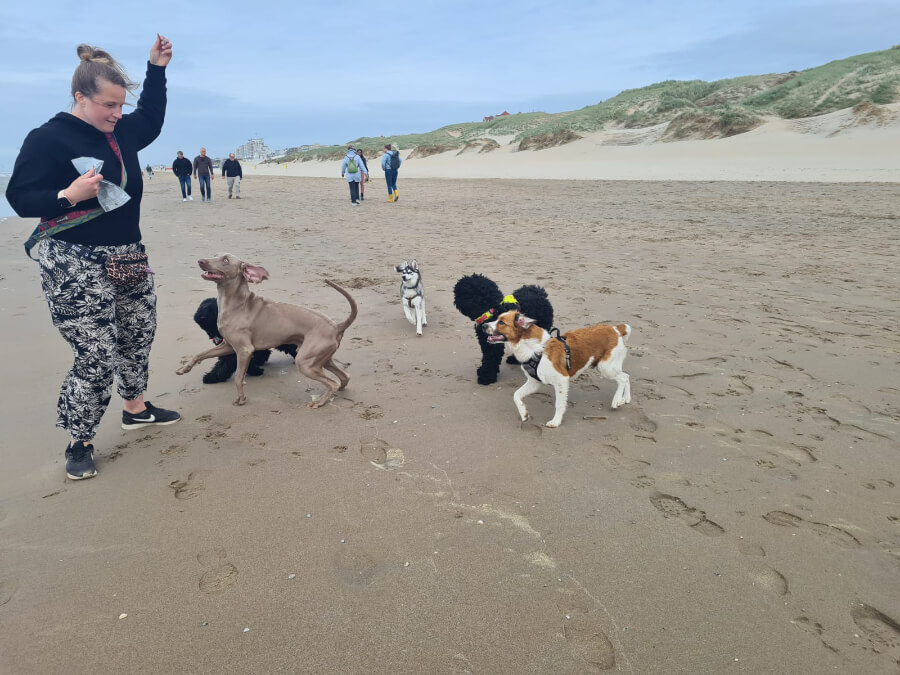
[[172, 150, 193, 201], [5, 35, 181, 480], [221, 153, 243, 199], [381, 144, 401, 202], [356, 149, 369, 201], [193, 147, 214, 202], [145, 164, 153, 179], [341, 145, 368, 205]]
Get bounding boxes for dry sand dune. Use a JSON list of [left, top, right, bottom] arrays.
[[0, 164, 899, 672], [249, 102, 900, 183]]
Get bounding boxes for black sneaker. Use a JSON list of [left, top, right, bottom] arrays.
[[65, 441, 97, 480], [122, 401, 182, 430]]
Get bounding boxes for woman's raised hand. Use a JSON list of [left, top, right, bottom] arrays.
[[150, 34, 172, 67]]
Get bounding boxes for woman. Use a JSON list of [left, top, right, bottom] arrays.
[[356, 149, 369, 201], [340, 145, 368, 205], [5, 35, 180, 481]]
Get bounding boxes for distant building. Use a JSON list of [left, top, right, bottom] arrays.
[[234, 138, 272, 161], [483, 111, 511, 122]]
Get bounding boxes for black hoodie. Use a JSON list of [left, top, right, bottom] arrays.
[[5, 63, 167, 246]]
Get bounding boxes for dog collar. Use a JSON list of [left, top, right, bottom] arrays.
[[211, 336, 224, 346], [475, 309, 494, 325], [501, 294, 518, 306]]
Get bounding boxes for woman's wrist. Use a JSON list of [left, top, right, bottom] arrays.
[[58, 189, 75, 207]]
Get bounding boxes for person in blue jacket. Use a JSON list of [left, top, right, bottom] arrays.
[[5, 36, 182, 481], [340, 145, 368, 205], [381, 144, 401, 202]]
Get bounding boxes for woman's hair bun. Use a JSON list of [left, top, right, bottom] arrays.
[[76, 44, 111, 64]]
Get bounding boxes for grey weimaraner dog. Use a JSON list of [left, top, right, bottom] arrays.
[[176, 253, 358, 408]]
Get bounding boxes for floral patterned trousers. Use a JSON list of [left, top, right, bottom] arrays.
[[39, 238, 157, 442]]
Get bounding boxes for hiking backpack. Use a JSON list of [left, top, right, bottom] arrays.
[[389, 151, 400, 170]]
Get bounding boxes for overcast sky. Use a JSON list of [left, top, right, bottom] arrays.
[[1, 0, 897, 170]]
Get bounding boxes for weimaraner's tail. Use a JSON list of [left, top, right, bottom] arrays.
[[325, 279, 358, 334]]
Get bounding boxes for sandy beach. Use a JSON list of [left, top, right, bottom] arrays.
[[1, 131, 899, 673]]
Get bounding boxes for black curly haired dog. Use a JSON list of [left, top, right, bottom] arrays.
[[453, 273, 554, 385], [193, 297, 298, 384]]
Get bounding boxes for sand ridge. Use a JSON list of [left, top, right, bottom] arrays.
[[246, 102, 900, 183]]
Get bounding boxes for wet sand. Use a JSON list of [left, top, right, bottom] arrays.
[[0, 176, 898, 673]]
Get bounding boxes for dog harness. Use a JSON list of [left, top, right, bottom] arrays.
[[400, 279, 424, 305], [521, 328, 571, 382], [474, 294, 520, 326]]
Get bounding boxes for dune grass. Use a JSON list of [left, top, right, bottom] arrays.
[[273, 46, 900, 161]]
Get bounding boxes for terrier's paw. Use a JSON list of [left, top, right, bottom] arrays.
[[545, 420, 560, 428], [233, 397, 246, 406]]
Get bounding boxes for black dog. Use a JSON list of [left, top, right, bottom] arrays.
[[453, 273, 554, 385], [193, 297, 298, 384]]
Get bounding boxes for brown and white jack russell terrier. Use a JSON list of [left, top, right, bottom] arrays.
[[483, 310, 632, 427]]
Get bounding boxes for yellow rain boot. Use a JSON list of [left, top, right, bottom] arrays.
[[388, 193, 394, 203], [393, 189, 399, 202]]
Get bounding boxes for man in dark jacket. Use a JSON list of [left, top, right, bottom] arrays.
[[221, 153, 243, 199], [172, 150, 193, 201], [193, 147, 214, 202]]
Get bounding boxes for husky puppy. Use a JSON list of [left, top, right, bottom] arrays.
[[395, 260, 426, 335]]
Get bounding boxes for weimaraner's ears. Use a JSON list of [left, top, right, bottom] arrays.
[[241, 263, 269, 284]]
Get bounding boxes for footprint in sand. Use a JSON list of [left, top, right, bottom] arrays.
[[197, 547, 238, 595], [603, 456, 650, 472], [791, 616, 839, 653], [519, 421, 543, 437], [851, 604, 900, 663], [862, 478, 895, 490], [358, 404, 384, 420], [628, 411, 657, 433], [0, 579, 19, 607], [762, 511, 861, 549], [649, 493, 725, 537], [562, 614, 617, 671], [737, 541, 766, 557], [360, 440, 405, 469], [748, 564, 790, 596], [630, 475, 656, 489], [169, 471, 206, 500]]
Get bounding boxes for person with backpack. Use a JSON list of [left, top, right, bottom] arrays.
[[341, 145, 368, 205], [381, 144, 402, 202], [356, 148, 369, 201]]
